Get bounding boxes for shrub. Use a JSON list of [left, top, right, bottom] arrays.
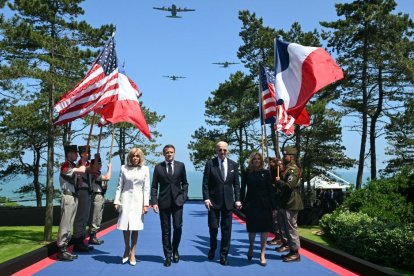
[[320, 210, 414, 269]]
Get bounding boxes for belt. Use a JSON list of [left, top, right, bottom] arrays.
[[63, 190, 76, 197], [93, 192, 104, 195]]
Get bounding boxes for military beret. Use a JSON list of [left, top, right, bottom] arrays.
[[78, 145, 91, 154], [283, 146, 297, 155], [64, 145, 78, 154]]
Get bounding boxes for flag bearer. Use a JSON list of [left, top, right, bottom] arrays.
[[88, 158, 112, 245], [275, 146, 304, 262], [57, 145, 86, 261], [72, 145, 99, 252]]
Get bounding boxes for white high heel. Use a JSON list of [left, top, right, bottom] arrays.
[[122, 256, 129, 264], [130, 259, 136, 266]]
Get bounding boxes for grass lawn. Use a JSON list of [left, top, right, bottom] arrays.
[[0, 226, 58, 264]]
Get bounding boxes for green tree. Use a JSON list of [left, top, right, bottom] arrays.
[[0, 0, 113, 241], [321, 0, 414, 188], [383, 99, 414, 175], [238, 11, 353, 187], [0, 94, 62, 207]]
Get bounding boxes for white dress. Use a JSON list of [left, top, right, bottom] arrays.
[[114, 165, 150, 230]]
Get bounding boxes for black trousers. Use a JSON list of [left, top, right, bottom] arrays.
[[159, 204, 183, 258], [208, 208, 232, 257]]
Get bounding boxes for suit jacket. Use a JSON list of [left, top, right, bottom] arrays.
[[202, 157, 240, 210], [151, 160, 189, 209]]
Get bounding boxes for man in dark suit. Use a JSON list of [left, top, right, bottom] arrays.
[[202, 141, 241, 266], [151, 144, 189, 267]]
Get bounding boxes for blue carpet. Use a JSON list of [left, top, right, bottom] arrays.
[[35, 202, 339, 275]]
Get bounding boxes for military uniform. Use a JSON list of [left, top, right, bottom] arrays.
[[276, 147, 303, 262], [88, 158, 107, 245], [56, 145, 79, 261], [72, 146, 94, 252]]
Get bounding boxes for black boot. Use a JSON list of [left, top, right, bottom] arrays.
[[282, 250, 301, 262], [73, 237, 91, 252], [89, 233, 104, 245], [57, 246, 75, 261]]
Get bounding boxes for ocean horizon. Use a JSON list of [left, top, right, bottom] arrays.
[[0, 169, 367, 207]]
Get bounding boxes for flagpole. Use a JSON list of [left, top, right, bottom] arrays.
[[274, 38, 281, 178], [97, 125, 103, 154], [86, 112, 96, 150], [108, 128, 116, 164], [258, 65, 270, 167]]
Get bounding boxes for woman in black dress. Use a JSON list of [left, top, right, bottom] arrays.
[[244, 152, 275, 266]]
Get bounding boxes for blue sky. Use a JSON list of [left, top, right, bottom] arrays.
[[76, 0, 413, 172]]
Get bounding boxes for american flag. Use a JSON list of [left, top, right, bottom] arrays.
[[259, 65, 276, 124], [54, 35, 120, 125]]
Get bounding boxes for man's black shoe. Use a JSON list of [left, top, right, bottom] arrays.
[[207, 249, 215, 260], [283, 251, 301, 262], [219, 256, 229, 266], [163, 258, 172, 267], [172, 251, 180, 263]]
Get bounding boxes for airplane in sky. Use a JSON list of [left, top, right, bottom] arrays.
[[163, 75, 186, 81], [153, 4, 195, 18], [212, 61, 239, 68]]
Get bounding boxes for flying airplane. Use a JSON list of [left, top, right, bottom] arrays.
[[153, 4, 195, 18], [163, 75, 186, 81], [212, 61, 239, 68]]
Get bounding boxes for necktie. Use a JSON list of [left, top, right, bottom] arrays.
[[168, 162, 173, 176], [220, 159, 225, 179]]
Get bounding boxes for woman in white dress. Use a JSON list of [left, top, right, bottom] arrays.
[[114, 147, 150, 266]]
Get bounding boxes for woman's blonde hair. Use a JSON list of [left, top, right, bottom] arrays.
[[127, 147, 145, 167], [247, 152, 263, 171]]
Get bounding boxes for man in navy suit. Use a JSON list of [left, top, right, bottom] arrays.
[[151, 144, 189, 267], [202, 141, 241, 266]]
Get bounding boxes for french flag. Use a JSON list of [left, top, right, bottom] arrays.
[[95, 72, 151, 140], [274, 39, 344, 131]]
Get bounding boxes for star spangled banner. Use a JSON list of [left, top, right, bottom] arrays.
[[259, 64, 277, 124], [54, 34, 151, 139], [274, 38, 344, 133], [54, 35, 119, 124]]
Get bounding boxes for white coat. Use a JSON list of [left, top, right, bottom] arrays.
[[114, 165, 150, 230]]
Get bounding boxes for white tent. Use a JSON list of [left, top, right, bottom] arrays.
[[310, 169, 352, 190]]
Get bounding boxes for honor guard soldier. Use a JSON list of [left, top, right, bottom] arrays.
[[88, 158, 112, 245], [72, 145, 99, 252], [275, 146, 304, 262], [57, 145, 87, 261]]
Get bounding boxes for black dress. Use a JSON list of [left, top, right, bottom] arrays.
[[244, 169, 275, 233]]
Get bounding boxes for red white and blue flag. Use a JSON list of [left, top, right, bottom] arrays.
[[54, 35, 151, 139], [259, 65, 277, 124], [274, 39, 344, 134]]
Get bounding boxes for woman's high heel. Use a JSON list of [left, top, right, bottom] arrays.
[[260, 256, 267, 266], [122, 249, 130, 264], [247, 247, 253, 261]]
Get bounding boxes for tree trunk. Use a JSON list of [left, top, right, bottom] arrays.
[[34, 148, 42, 207], [369, 68, 384, 180], [44, 82, 55, 242], [356, 35, 369, 189], [44, 18, 56, 242]]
